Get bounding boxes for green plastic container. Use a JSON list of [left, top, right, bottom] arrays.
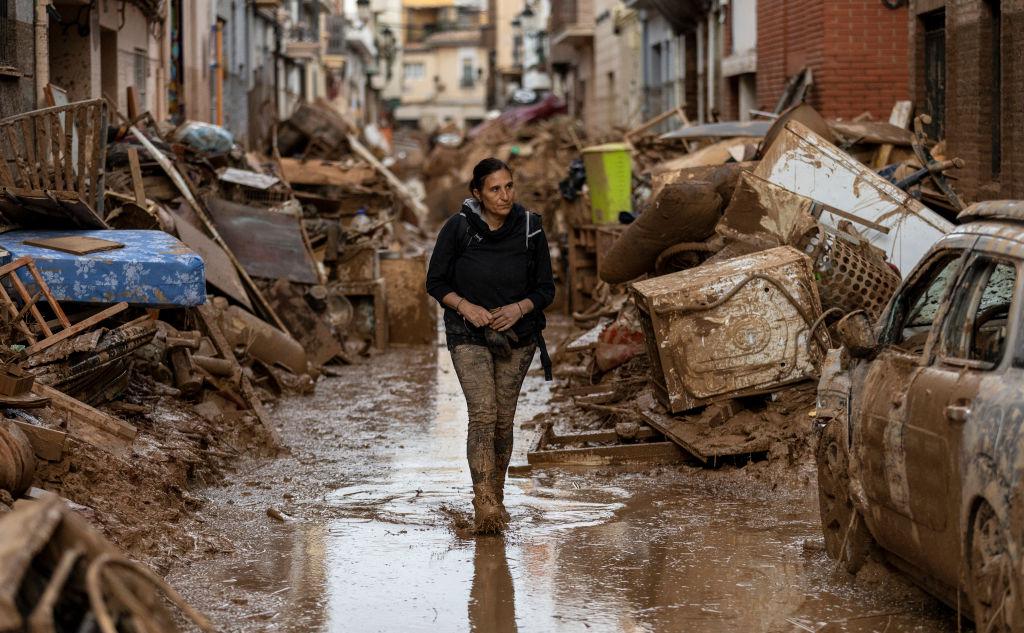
[[581, 143, 633, 224]]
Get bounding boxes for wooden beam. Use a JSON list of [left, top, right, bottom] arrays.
[[9, 419, 66, 461], [872, 101, 914, 169], [25, 302, 129, 356], [127, 147, 146, 205], [346, 133, 429, 223], [33, 383, 136, 441]]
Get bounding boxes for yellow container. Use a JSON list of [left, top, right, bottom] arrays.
[[581, 143, 633, 224]]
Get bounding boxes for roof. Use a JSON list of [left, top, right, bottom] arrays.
[[957, 200, 1024, 224]]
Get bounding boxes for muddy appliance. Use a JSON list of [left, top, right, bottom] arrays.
[[631, 246, 829, 413]]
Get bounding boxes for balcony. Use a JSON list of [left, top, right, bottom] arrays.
[[550, 0, 594, 48], [284, 24, 321, 59]]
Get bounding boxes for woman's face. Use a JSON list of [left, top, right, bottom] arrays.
[[474, 170, 515, 217]]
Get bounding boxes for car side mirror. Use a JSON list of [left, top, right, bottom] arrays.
[[836, 311, 878, 358]]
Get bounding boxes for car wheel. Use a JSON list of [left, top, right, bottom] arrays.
[[816, 417, 871, 573], [970, 502, 1018, 633]]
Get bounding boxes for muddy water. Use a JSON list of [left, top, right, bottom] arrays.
[[171, 339, 960, 633]]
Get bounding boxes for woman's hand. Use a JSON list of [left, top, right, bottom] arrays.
[[458, 301, 494, 328], [490, 302, 525, 332]]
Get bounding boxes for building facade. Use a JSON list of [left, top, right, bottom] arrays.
[[909, 0, 1023, 202], [394, 0, 488, 130]]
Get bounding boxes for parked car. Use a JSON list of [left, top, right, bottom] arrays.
[[815, 200, 1024, 632]]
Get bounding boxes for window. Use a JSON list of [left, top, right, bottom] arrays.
[[940, 258, 1016, 366], [460, 59, 474, 88], [403, 62, 425, 81], [880, 252, 964, 354], [134, 49, 149, 111], [0, 0, 15, 68]]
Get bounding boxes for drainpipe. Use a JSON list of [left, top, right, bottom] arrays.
[[706, 9, 715, 120], [35, 0, 50, 106]]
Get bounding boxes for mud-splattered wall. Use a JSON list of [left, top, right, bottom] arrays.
[[48, 5, 101, 103], [0, 0, 38, 119]]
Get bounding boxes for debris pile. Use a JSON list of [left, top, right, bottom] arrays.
[[0, 90, 435, 567], [528, 100, 963, 472]]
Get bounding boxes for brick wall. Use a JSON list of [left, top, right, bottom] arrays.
[[757, 0, 909, 119], [915, 0, 1024, 202]]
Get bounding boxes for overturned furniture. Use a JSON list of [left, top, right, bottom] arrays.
[[527, 420, 684, 467], [631, 246, 829, 414], [0, 99, 109, 229]]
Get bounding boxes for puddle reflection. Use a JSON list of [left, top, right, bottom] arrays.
[[469, 536, 517, 633]]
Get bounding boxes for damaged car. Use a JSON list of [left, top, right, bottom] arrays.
[[815, 200, 1024, 632]]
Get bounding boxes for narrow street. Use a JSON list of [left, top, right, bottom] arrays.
[[170, 326, 957, 633]]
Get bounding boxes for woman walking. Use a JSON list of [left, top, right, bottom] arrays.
[[426, 158, 555, 533]]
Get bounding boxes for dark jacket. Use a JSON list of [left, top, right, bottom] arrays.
[[426, 198, 555, 349]]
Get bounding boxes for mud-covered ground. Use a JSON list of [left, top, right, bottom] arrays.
[[168, 334, 963, 632]]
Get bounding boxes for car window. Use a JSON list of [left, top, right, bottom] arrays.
[[940, 258, 1017, 367], [880, 252, 963, 355]]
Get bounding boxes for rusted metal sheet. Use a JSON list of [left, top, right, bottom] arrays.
[[631, 246, 828, 414], [754, 121, 952, 276], [0, 100, 108, 229], [205, 197, 320, 284]]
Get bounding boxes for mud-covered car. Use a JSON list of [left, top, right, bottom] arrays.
[[815, 200, 1024, 632]]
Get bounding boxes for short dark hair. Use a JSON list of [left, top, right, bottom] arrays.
[[469, 158, 512, 195]]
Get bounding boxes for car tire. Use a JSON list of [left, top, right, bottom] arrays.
[[970, 502, 1018, 633], [815, 417, 872, 574]]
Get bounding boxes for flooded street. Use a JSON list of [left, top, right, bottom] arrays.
[[170, 338, 960, 633]]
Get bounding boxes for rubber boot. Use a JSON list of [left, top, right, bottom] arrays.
[[472, 483, 504, 534], [494, 472, 510, 523]]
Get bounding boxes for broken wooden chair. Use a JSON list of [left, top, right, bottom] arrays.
[[0, 256, 128, 357]]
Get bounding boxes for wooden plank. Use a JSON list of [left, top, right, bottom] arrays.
[[0, 280, 37, 342], [19, 118, 39, 190], [527, 441, 684, 467], [8, 271, 53, 337], [48, 111, 64, 190], [9, 419, 65, 461], [89, 102, 104, 215], [126, 86, 139, 121], [127, 147, 146, 205], [638, 409, 709, 464], [546, 426, 659, 446], [346, 133, 428, 222], [5, 126, 30, 189], [62, 107, 74, 188], [872, 100, 914, 169], [33, 383, 137, 442], [278, 157, 377, 186], [34, 115, 50, 190], [0, 146, 14, 188], [25, 260, 70, 328], [75, 105, 87, 197], [25, 302, 128, 356], [22, 235, 125, 255]]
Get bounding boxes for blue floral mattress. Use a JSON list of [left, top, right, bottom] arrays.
[[0, 230, 206, 307]]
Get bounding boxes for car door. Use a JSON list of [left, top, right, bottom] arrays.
[[853, 249, 968, 559], [900, 254, 1019, 586]]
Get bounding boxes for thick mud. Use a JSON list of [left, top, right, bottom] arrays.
[[170, 335, 962, 632]]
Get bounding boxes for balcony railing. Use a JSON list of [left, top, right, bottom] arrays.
[[288, 24, 319, 43]]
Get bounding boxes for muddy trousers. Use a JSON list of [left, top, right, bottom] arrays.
[[451, 343, 536, 489]]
